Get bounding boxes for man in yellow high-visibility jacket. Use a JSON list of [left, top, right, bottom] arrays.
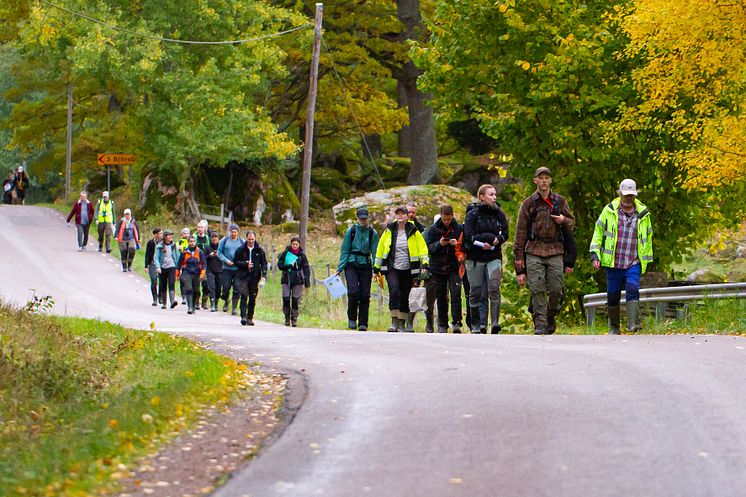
[[95, 191, 115, 253], [590, 179, 653, 335]]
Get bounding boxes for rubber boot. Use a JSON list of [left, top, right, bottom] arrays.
[[546, 312, 557, 335], [210, 298, 217, 312], [202, 294, 208, 310], [283, 297, 291, 326], [404, 312, 416, 333], [121, 262, 127, 272], [187, 295, 194, 314], [231, 298, 239, 316], [291, 297, 300, 327], [626, 301, 642, 333], [425, 312, 435, 334], [608, 305, 621, 335], [169, 290, 178, 308], [469, 307, 482, 333], [387, 312, 399, 332]]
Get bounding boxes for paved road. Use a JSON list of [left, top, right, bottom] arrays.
[[2, 204, 746, 497]]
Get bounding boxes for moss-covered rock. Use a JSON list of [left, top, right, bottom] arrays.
[[332, 184, 476, 235]]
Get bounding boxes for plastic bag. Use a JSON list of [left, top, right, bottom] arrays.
[[408, 286, 427, 313]]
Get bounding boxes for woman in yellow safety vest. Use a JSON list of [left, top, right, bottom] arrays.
[[374, 206, 429, 333]]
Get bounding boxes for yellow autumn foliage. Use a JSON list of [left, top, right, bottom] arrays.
[[621, 0, 745, 189]]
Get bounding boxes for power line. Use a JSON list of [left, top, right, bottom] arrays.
[[320, 35, 386, 190], [39, 0, 310, 45]]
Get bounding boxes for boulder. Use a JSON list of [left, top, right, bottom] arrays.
[[726, 268, 746, 283], [332, 185, 476, 235], [686, 268, 726, 284]]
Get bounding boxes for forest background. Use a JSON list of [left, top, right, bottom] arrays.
[[1, 0, 744, 326]]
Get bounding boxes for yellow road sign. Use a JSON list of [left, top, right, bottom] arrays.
[[97, 154, 135, 166]]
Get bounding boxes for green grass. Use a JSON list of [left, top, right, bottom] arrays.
[[559, 298, 746, 335], [0, 302, 255, 497]]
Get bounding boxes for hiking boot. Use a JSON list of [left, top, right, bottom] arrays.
[[348, 320, 357, 330], [98, 246, 102, 252], [241, 319, 247, 326], [491, 324, 502, 334], [404, 313, 416, 333], [357, 325, 368, 331], [170, 301, 178, 309], [426, 324, 434, 333], [387, 314, 399, 332], [201, 296, 208, 310], [546, 313, 557, 335], [223, 302, 229, 312], [452, 324, 462, 334], [247, 319, 255, 326], [291, 319, 298, 327], [437, 325, 448, 334], [534, 328, 546, 335]]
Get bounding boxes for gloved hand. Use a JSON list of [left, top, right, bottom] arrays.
[[373, 267, 381, 275], [419, 268, 431, 281]]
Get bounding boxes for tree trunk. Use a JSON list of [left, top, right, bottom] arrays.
[[396, 81, 412, 158], [396, 0, 439, 185]]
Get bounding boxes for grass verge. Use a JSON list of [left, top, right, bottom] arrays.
[[0, 302, 263, 497]]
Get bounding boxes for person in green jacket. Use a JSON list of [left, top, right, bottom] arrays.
[[374, 206, 430, 333], [336, 207, 380, 331], [590, 179, 653, 335]]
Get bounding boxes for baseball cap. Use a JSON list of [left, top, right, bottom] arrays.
[[356, 207, 369, 219], [18, 166, 24, 172], [394, 206, 407, 214], [163, 229, 174, 236], [124, 208, 132, 215], [102, 191, 109, 197], [534, 166, 552, 177], [228, 223, 239, 231], [619, 179, 638, 196]]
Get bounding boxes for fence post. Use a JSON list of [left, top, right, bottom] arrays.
[[655, 302, 666, 322], [219, 203, 225, 229]]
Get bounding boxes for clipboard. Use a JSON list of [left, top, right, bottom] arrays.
[[322, 274, 348, 300]]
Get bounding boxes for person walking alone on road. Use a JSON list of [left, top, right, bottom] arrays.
[[277, 237, 311, 327], [66, 191, 95, 251], [424, 205, 464, 333], [195, 220, 211, 310], [463, 184, 509, 334], [374, 206, 430, 333], [234, 231, 268, 326], [590, 179, 653, 335], [176, 235, 207, 315], [205, 231, 223, 312], [514, 167, 576, 335], [155, 230, 180, 309], [218, 224, 244, 315], [95, 191, 115, 253], [145, 227, 163, 306], [114, 208, 140, 272], [336, 207, 379, 331]]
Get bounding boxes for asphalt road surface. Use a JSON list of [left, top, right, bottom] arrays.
[[2, 205, 746, 497]]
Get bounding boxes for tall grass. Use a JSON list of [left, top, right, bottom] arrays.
[[0, 302, 252, 497]]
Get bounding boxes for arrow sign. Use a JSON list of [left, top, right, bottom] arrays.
[[97, 153, 135, 166]]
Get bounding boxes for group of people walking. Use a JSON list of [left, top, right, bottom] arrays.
[[2, 166, 30, 205], [62, 170, 652, 335], [339, 170, 652, 335]]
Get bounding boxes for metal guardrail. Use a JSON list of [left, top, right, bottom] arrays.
[[583, 282, 746, 326]]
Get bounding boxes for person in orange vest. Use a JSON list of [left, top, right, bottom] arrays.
[[114, 208, 141, 272], [176, 235, 207, 314]]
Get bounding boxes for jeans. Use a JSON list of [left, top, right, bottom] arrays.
[[345, 265, 373, 326], [207, 271, 223, 301], [237, 276, 260, 320], [465, 259, 502, 330], [605, 264, 641, 306], [222, 270, 240, 302], [148, 264, 159, 303], [76, 223, 91, 248]]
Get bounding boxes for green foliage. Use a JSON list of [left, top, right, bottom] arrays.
[[0, 302, 250, 497], [416, 0, 723, 315], [2, 0, 303, 200]]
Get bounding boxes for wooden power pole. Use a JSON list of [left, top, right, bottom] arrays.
[[65, 82, 73, 199], [299, 3, 323, 249]]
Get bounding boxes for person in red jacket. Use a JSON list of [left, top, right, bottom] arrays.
[[114, 208, 141, 272], [176, 235, 207, 314], [66, 191, 95, 251]]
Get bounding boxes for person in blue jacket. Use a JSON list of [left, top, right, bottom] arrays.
[[218, 224, 244, 315]]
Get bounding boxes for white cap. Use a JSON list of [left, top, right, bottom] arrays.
[[181, 228, 191, 236], [619, 179, 638, 196], [197, 220, 208, 228], [124, 208, 132, 215], [102, 191, 109, 197], [18, 166, 24, 172]]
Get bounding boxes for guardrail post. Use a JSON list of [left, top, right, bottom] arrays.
[[220, 203, 225, 228], [586, 307, 596, 327], [655, 302, 665, 322]]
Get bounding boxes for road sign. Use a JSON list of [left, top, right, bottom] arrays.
[[97, 153, 135, 166]]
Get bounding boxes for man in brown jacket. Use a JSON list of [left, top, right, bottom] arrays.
[[514, 167, 575, 334]]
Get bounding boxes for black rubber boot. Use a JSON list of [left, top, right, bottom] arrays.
[[283, 297, 291, 326], [387, 313, 399, 332], [291, 297, 300, 327], [608, 305, 621, 335], [231, 298, 239, 316]]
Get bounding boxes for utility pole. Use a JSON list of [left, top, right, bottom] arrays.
[[65, 82, 73, 198], [299, 3, 323, 249]]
